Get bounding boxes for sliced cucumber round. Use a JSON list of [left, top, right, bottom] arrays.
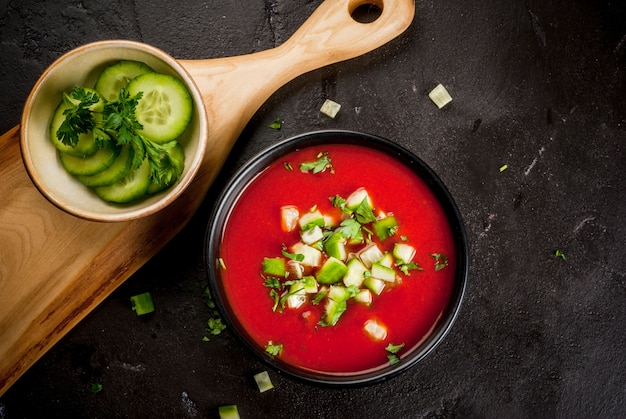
[[49, 88, 105, 157], [58, 140, 118, 176], [76, 143, 134, 187], [146, 142, 185, 195], [94, 157, 151, 203], [127, 73, 193, 144], [94, 60, 154, 101]]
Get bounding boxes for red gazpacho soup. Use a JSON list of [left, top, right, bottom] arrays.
[[218, 143, 456, 374]]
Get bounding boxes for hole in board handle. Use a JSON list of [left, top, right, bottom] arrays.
[[350, 1, 383, 24]]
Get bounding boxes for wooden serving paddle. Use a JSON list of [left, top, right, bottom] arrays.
[[0, 0, 414, 394]]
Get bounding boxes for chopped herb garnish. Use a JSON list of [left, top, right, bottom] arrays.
[[385, 342, 405, 365], [329, 194, 347, 211], [430, 253, 449, 271], [300, 152, 333, 174], [282, 244, 304, 262], [555, 250, 567, 260], [354, 198, 377, 224], [130, 292, 155, 315], [202, 285, 226, 340], [284, 162, 293, 171], [217, 257, 227, 270], [90, 383, 103, 394], [337, 218, 362, 239], [269, 118, 282, 129], [398, 261, 423, 275], [265, 341, 283, 357]]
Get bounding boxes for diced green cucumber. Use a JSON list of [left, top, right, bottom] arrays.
[[126, 72, 193, 144], [298, 208, 325, 230], [378, 252, 395, 268], [94, 157, 151, 203], [146, 141, 185, 194], [345, 187, 372, 211], [364, 319, 388, 341], [316, 257, 348, 285], [76, 143, 133, 187], [300, 225, 324, 245], [324, 232, 347, 260], [218, 405, 240, 419], [371, 261, 397, 283], [286, 281, 306, 309], [49, 89, 104, 156], [253, 371, 274, 393], [262, 257, 286, 277], [94, 60, 154, 101], [291, 242, 322, 267], [393, 243, 416, 264], [343, 258, 369, 288], [302, 275, 319, 293], [364, 276, 386, 295], [373, 215, 399, 240], [321, 298, 347, 327], [280, 205, 300, 232], [354, 289, 372, 305], [130, 292, 155, 316], [358, 243, 384, 268], [328, 285, 357, 302], [58, 140, 118, 176]]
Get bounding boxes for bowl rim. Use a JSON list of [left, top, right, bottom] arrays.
[[20, 40, 209, 222], [205, 130, 469, 387]]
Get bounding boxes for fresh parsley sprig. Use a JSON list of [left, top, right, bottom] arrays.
[[56, 86, 184, 187]]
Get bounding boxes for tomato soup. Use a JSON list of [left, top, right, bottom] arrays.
[[217, 143, 456, 374]]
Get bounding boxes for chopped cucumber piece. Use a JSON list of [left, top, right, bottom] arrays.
[[371, 262, 396, 283], [94, 157, 151, 203], [316, 257, 348, 285], [253, 371, 274, 393], [94, 60, 154, 101], [354, 289, 372, 305], [299, 209, 325, 230], [364, 276, 386, 295], [324, 232, 347, 260], [291, 242, 322, 267], [127, 72, 193, 144], [378, 252, 395, 268], [345, 187, 372, 211], [301, 225, 324, 245], [130, 292, 154, 315], [358, 243, 384, 268], [76, 143, 133, 187], [287, 281, 306, 309], [321, 298, 347, 326], [373, 215, 399, 240], [302, 275, 319, 293], [262, 257, 286, 277], [218, 405, 240, 419], [280, 205, 299, 232], [320, 98, 341, 118], [393, 243, 416, 264], [58, 140, 118, 176], [328, 285, 357, 302], [429, 83, 453, 109], [343, 258, 369, 288], [364, 319, 388, 341], [286, 260, 304, 279]]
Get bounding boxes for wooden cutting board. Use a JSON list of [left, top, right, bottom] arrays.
[[0, 0, 414, 394]]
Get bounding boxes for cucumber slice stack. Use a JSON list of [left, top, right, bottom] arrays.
[[49, 60, 193, 204]]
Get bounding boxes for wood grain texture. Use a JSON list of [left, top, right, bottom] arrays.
[[0, 0, 414, 395]]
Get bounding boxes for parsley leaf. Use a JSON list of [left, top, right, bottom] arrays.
[[398, 261, 423, 275], [265, 341, 283, 357], [269, 118, 282, 129], [56, 88, 99, 147], [300, 152, 333, 174], [430, 253, 449, 271], [354, 198, 376, 224], [555, 250, 567, 260], [385, 342, 405, 365]]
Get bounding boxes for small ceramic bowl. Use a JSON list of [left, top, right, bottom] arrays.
[[20, 40, 208, 222], [205, 131, 468, 386]]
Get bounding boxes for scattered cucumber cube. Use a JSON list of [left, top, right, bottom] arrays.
[[320, 99, 341, 118], [287, 282, 306, 309], [393, 243, 416, 264], [299, 209, 325, 230], [343, 258, 369, 288], [428, 83, 452, 109], [358, 243, 384, 268], [302, 275, 319, 293], [345, 187, 372, 211], [354, 289, 372, 305], [262, 257, 286, 277], [328, 285, 357, 302], [378, 252, 395, 268], [218, 405, 240, 419], [364, 276, 386, 295], [371, 262, 396, 282], [373, 215, 399, 240], [254, 371, 275, 393], [316, 257, 348, 284], [364, 319, 388, 341], [324, 232, 347, 260], [130, 292, 154, 316], [322, 298, 347, 326], [280, 205, 299, 232], [301, 225, 324, 245], [291, 242, 322, 267]]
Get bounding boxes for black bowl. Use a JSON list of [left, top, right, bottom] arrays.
[[205, 130, 468, 386]]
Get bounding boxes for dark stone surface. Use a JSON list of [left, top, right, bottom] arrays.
[[1, 0, 625, 417]]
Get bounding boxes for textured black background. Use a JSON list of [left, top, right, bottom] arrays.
[[1, 1, 625, 417]]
